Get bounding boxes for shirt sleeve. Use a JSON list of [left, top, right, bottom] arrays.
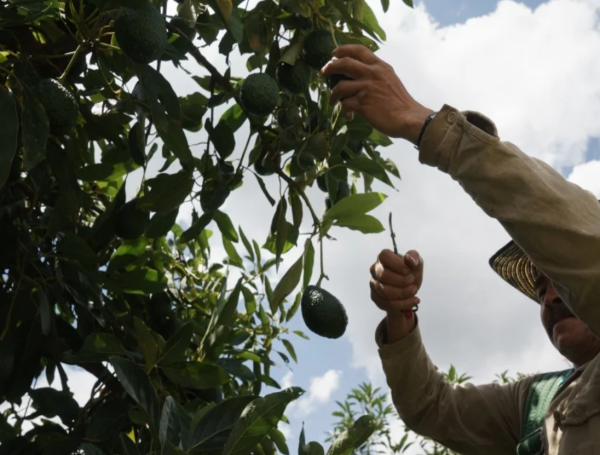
[[376, 317, 533, 455], [419, 105, 600, 338]]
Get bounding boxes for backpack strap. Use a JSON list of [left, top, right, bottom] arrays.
[[516, 369, 573, 455]]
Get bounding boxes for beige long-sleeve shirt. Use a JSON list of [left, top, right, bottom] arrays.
[[376, 105, 600, 455]]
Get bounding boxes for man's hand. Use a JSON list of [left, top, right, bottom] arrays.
[[370, 249, 424, 343], [322, 45, 434, 144]]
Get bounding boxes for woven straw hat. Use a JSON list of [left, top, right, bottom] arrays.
[[489, 240, 539, 303]]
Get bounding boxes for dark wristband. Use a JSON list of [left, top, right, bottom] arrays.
[[415, 111, 437, 149]]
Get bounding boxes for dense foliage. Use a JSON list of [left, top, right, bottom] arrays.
[[0, 0, 413, 453]]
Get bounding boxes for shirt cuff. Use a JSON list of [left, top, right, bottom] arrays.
[[418, 104, 500, 173], [375, 315, 423, 361]]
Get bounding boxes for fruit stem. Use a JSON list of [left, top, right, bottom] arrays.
[[236, 132, 253, 174], [57, 44, 86, 84], [316, 234, 327, 287]]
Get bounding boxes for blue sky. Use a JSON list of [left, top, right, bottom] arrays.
[[420, 0, 547, 25]]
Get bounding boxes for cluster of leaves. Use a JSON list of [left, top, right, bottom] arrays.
[[328, 368, 527, 455], [0, 0, 414, 453]]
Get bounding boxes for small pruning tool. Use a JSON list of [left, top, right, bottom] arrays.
[[388, 212, 418, 320]]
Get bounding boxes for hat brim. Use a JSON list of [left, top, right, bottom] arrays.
[[489, 240, 539, 303]]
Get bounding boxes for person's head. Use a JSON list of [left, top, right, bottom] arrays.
[[534, 269, 600, 368]]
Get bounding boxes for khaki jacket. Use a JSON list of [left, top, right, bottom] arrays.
[[376, 105, 600, 455]]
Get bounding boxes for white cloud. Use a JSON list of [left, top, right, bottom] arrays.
[[281, 371, 295, 390], [568, 160, 600, 197], [288, 370, 343, 418]]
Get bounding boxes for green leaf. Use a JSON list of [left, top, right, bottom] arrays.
[[118, 267, 168, 294], [381, 158, 400, 179], [86, 397, 130, 440], [362, 1, 386, 40], [77, 163, 115, 182], [402, 0, 413, 7], [137, 64, 181, 126], [323, 193, 387, 222], [128, 120, 146, 167], [298, 426, 306, 455], [281, 339, 297, 363], [345, 157, 393, 187], [28, 388, 79, 427], [304, 442, 325, 455], [235, 289, 253, 320], [162, 117, 193, 164], [330, 130, 349, 157], [0, 87, 18, 188], [346, 115, 372, 141], [139, 171, 194, 213], [146, 208, 179, 238], [134, 317, 159, 371], [280, 40, 303, 65], [109, 357, 160, 431], [270, 254, 303, 313], [222, 388, 304, 455], [274, 198, 288, 268], [255, 174, 276, 206], [207, 119, 236, 159], [189, 396, 257, 452], [326, 415, 378, 455], [56, 232, 97, 265], [334, 214, 385, 234], [368, 130, 393, 147], [290, 193, 303, 229], [302, 239, 314, 289], [217, 278, 242, 327], [380, 0, 389, 13], [218, 359, 256, 382], [239, 227, 255, 262], [221, 104, 247, 132], [161, 362, 230, 389], [181, 212, 213, 243], [160, 396, 181, 448], [224, 237, 244, 268], [286, 293, 301, 322], [214, 210, 239, 242], [69, 333, 125, 362], [157, 322, 194, 366], [20, 84, 49, 171], [82, 443, 107, 455], [180, 92, 208, 132], [270, 428, 289, 455]]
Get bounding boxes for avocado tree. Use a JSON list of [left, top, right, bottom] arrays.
[[328, 369, 527, 455], [0, 0, 412, 453]]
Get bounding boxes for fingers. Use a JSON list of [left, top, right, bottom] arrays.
[[404, 250, 423, 270], [370, 262, 415, 288], [370, 278, 418, 301], [331, 45, 379, 65], [378, 249, 411, 275], [322, 57, 371, 80], [329, 80, 365, 106], [371, 288, 420, 313]]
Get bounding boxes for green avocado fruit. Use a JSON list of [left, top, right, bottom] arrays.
[[32, 79, 79, 136], [115, 199, 150, 240], [303, 29, 336, 70], [115, 2, 168, 64], [276, 59, 312, 94], [241, 73, 280, 117], [301, 285, 348, 339]]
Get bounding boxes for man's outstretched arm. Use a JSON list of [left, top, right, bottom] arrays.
[[323, 45, 600, 339]]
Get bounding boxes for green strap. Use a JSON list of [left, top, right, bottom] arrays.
[[516, 369, 572, 455]]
